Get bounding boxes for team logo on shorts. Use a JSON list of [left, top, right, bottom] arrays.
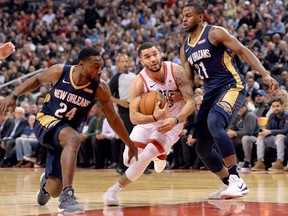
[[216, 101, 232, 115], [48, 120, 60, 128]]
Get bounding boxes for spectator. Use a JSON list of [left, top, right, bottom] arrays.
[[227, 104, 259, 172], [253, 89, 270, 117], [180, 96, 205, 170], [245, 76, 259, 97], [0, 106, 28, 167], [78, 102, 105, 168], [96, 118, 116, 168], [251, 98, 288, 171], [77, 106, 96, 168], [271, 14, 286, 36], [15, 114, 38, 168], [108, 53, 137, 174]]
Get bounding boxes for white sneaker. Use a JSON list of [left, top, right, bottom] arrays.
[[103, 191, 119, 206], [208, 185, 227, 199], [220, 175, 249, 199], [153, 159, 166, 173]]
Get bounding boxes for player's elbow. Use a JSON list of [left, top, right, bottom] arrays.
[[130, 115, 138, 125]]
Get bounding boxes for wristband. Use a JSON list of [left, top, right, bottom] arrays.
[[173, 116, 179, 124], [10, 93, 18, 100], [152, 114, 157, 122]]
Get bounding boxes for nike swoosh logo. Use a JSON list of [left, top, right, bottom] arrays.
[[62, 79, 70, 84], [150, 83, 157, 88], [237, 182, 244, 189], [185, 47, 190, 52]]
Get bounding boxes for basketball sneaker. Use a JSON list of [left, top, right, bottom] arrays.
[[58, 187, 84, 213], [208, 185, 227, 199], [220, 175, 249, 199], [37, 173, 51, 205], [153, 159, 166, 173], [103, 190, 120, 206], [240, 161, 251, 172]]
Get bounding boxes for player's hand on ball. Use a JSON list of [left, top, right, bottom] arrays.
[[168, 90, 183, 103], [153, 101, 167, 120], [157, 116, 178, 134]]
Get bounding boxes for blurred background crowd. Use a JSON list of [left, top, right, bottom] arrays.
[[0, 0, 288, 172]]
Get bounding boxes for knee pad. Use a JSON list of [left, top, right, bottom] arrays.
[[123, 146, 143, 167]]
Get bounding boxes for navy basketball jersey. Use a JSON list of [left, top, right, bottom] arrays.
[[39, 65, 99, 130], [183, 25, 245, 95]]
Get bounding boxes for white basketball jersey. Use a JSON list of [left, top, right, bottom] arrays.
[[138, 61, 185, 118]]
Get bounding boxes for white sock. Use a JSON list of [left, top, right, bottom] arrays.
[[108, 182, 123, 193]]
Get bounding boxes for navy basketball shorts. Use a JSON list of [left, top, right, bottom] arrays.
[[34, 113, 71, 180], [196, 89, 246, 138]]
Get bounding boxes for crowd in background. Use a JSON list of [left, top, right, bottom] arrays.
[[0, 0, 288, 170]]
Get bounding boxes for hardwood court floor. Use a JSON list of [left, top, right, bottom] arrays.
[[0, 168, 288, 216]]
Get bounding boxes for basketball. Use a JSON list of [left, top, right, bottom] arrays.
[[139, 92, 167, 115]]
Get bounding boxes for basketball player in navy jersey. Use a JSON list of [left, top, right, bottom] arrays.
[[180, 3, 279, 199], [104, 42, 195, 206], [0, 47, 138, 213]]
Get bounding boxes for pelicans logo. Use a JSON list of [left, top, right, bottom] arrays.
[[216, 101, 232, 115]]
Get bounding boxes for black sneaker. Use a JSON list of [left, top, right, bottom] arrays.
[[58, 187, 84, 213], [144, 168, 152, 174], [116, 167, 126, 175], [37, 173, 51, 205], [240, 161, 251, 172]]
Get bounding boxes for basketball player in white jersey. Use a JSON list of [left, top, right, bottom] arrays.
[[104, 42, 195, 206]]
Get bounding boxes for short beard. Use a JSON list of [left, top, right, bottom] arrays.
[[148, 62, 162, 73], [186, 23, 198, 33]]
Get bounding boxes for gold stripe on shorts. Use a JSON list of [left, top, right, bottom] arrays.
[[36, 112, 59, 128]]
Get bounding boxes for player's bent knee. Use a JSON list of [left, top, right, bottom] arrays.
[[59, 128, 81, 148], [207, 107, 227, 137]]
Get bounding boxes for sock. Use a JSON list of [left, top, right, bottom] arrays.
[[108, 182, 123, 193], [42, 182, 49, 194], [221, 176, 229, 185], [227, 165, 239, 177], [63, 186, 73, 192]]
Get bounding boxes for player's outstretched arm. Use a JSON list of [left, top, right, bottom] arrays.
[[0, 64, 63, 114], [0, 42, 15, 59], [209, 26, 279, 93], [96, 79, 138, 163]]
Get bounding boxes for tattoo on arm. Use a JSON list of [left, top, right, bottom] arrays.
[[174, 65, 194, 98]]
